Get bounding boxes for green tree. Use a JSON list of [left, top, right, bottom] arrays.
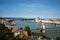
[[0, 23, 14, 40], [24, 26, 31, 36], [0, 23, 26, 40], [56, 37, 60, 40], [20, 27, 23, 30], [14, 35, 21, 40]]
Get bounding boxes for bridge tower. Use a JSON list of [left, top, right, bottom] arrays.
[[41, 23, 46, 33]]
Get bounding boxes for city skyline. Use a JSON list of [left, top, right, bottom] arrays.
[[0, 0, 60, 18]]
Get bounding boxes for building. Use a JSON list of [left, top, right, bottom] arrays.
[[12, 30, 28, 38]]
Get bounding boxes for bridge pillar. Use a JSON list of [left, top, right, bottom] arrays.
[[41, 23, 45, 33]]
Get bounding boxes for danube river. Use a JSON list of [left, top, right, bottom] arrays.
[[15, 20, 60, 40]]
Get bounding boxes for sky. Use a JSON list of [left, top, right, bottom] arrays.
[[0, 0, 60, 18]]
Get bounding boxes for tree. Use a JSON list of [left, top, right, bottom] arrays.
[[0, 23, 5, 29], [0, 23, 22, 40], [56, 37, 60, 40], [14, 35, 21, 40], [20, 27, 23, 30], [24, 26, 31, 36], [0, 23, 15, 40]]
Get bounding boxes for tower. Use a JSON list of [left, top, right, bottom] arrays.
[[41, 23, 45, 33]]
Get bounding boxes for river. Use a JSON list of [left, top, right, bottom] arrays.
[[15, 20, 60, 40]]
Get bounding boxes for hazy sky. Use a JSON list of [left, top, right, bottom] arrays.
[[0, 0, 60, 18]]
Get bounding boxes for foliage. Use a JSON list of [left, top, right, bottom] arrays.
[[33, 32, 47, 37], [14, 35, 21, 40], [0, 23, 14, 40], [14, 35, 27, 40], [33, 32, 50, 40], [56, 37, 60, 40], [0, 23, 22, 40], [20, 27, 23, 30], [24, 26, 31, 36]]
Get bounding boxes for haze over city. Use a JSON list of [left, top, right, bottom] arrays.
[[0, 0, 60, 18], [0, 0, 60, 40]]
